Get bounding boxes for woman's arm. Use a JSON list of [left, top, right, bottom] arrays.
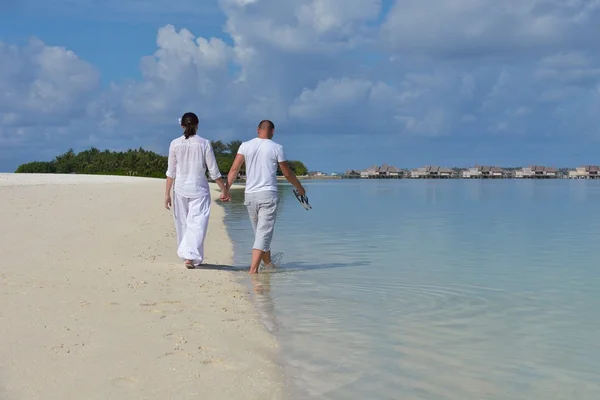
[[165, 143, 176, 209], [204, 142, 229, 200], [213, 177, 228, 195], [165, 177, 174, 209]]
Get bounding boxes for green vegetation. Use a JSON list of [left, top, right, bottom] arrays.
[[15, 141, 309, 178], [284, 160, 308, 176], [210, 139, 308, 176], [16, 147, 168, 178]]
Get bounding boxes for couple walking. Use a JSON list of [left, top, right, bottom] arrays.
[[164, 112, 306, 274]]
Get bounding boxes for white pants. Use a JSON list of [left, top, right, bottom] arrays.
[[173, 192, 211, 266]]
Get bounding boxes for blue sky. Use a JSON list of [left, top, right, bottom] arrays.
[[1, 0, 600, 172]]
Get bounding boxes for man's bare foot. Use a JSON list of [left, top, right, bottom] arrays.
[[261, 251, 272, 266], [184, 260, 195, 269]]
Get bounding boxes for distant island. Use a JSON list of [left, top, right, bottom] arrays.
[[16, 149, 599, 181], [14, 142, 309, 178], [306, 164, 600, 180]]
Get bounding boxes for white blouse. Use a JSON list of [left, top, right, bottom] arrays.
[[166, 135, 222, 198]]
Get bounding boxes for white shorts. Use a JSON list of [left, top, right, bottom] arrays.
[[244, 190, 279, 252]]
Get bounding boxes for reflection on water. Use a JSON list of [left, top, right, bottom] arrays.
[[248, 273, 279, 333], [223, 180, 600, 399]]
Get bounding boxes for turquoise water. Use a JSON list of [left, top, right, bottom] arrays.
[[222, 180, 600, 399]]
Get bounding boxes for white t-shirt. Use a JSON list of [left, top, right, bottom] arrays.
[[166, 135, 222, 198], [238, 137, 286, 194]]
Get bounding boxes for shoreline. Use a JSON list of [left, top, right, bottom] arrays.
[[0, 174, 285, 399], [218, 184, 303, 400]]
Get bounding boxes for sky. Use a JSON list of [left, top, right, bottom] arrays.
[[1, 0, 600, 173]]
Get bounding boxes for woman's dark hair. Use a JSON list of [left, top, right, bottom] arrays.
[[181, 112, 199, 139]]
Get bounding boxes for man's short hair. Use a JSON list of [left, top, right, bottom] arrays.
[[258, 120, 275, 130]]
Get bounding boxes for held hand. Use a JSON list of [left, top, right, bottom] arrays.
[[165, 195, 172, 210], [219, 190, 231, 202], [296, 186, 306, 196]]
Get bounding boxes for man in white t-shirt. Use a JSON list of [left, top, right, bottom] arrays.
[[227, 120, 306, 274]]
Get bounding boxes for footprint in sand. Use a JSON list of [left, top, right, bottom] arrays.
[[202, 357, 226, 366], [188, 321, 206, 330], [138, 301, 164, 315], [197, 345, 217, 353], [111, 376, 138, 389]]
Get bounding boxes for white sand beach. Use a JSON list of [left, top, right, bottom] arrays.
[[0, 174, 284, 399]]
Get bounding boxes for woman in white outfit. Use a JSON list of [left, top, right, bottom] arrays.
[[164, 112, 230, 269]]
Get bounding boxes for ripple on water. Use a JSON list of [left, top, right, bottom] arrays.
[[227, 181, 600, 400], [266, 270, 600, 400]]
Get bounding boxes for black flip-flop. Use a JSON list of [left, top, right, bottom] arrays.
[[293, 189, 312, 210]]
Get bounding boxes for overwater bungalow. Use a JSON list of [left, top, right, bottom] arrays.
[[410, 166, 456, 179], [410, 167, 427, 178], [308, 171, 327, 177], [357, 164, 402, 179], [379, 164, 402, 178], [343, 169, 361, 178], [360, 165, 379, 178], [515, 165, 558, 179], [462, 165, 509, 179], [568, 165, 600, 179]]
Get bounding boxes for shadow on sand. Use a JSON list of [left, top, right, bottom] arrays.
[[194, 260, 367, 273], [192, 264, 248, 272]]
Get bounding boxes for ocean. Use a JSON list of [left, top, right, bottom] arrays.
[[222, 179, 600, 400]]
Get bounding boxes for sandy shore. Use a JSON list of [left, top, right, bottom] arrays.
[[0, 174, 284, 400]]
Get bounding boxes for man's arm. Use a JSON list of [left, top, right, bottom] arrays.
[[279, 161, 305, 195], [227, 153, 245, 189]]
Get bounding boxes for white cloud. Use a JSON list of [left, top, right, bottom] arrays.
[[380, 0, 600, 57], [0, 38, 99, 128], [88, 24, 237, 127], [3, 0, 600, 171], [296, 0, 381, 35], [396, 109, 448, 136], [541, 51, 591, 68], [221, 0, 381, 53], [287, 76, 449, 136], [535, 50, 600, 87], [515, 106, 533, 117], [150, 25, 233, 72], [18, 0, 221, 20], [289, 78, 374, 119], [460, 75, 477, 98]]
